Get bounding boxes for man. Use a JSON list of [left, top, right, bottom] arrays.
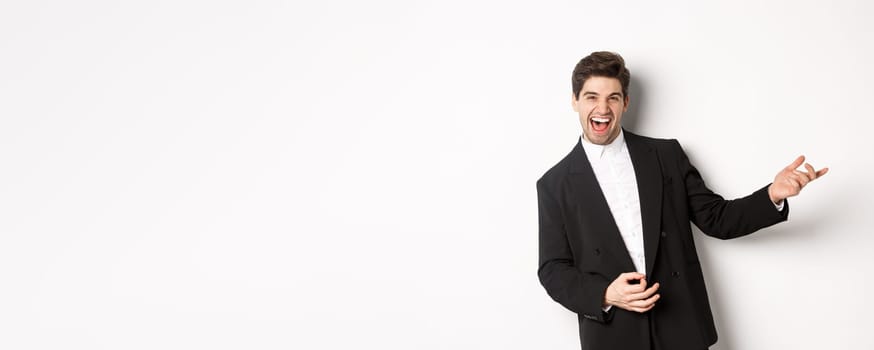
[[536, 51, 827, 350]]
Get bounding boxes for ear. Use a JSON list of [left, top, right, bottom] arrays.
[[571, 92, 580, 112], [623, 95, 630, 112]]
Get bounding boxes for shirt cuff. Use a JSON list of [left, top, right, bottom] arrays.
[[774, 200, 785, 212]]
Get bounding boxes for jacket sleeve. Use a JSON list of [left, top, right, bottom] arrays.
[[536, 179, 614, 323], [674, 140, 789, 239]]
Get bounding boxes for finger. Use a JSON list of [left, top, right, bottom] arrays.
[[642, 292, 660, 307], [816, 167, 829, 177], [638, 305, 655, 313], [804, 163, 817, 180], [785, 155, 805, 171], [620, 272, 645, 282], [623, 294, 659, 312], [622, 283, 645, 295], [626, 282, 660, 301], [625, 278, 647, 294], [629, 304, 655, 313], [628, 293, 661, 309], [789, 171, 811, 187], [619, 275, 647, 294], [790, 175, 805, 189]]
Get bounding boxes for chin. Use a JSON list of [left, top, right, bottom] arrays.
[[586, 131, 618, 145]]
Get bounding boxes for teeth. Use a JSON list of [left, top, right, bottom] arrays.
[[592, 117, 610, 123]]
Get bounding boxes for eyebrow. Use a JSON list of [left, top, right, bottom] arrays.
[[582, 91, 624, 97]]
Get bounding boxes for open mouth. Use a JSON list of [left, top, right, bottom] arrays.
[[590, 116, 611, 134]]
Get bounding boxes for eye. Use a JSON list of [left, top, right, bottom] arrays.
[[586, 95, 596, 101], [609, 96, 620, 102]]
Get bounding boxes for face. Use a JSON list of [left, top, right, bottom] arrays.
[[572, 76, 629, 145]]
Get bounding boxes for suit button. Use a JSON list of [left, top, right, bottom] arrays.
[[672, 271, 680, 278], [594, 248, 600, 256], [661, 231, 667, 237]]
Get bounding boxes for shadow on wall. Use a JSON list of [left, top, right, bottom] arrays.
[[622, 75, 649, 133]]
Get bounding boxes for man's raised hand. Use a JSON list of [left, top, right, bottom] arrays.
[[768, 155, 828, 205]]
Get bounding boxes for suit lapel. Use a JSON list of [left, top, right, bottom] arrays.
[[624, 132, 663, 277], [568, 139, 636, 273]]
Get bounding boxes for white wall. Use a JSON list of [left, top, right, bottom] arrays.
[[1, 1, 871, 349]]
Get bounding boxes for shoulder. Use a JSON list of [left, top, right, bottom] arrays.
[[536, 141, 578, 191], [624, 130, 679, 147], [624, 130, 684, 154]]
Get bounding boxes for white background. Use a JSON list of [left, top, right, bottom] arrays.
[[1, 1, 872, 349]]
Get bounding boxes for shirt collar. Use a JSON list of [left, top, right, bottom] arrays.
[[581, 129, 626, 160]]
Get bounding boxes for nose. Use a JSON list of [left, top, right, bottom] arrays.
[[592, 99, 611, 115]]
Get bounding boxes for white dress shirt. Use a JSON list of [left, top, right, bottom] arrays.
[[580, 131, 646, 274]]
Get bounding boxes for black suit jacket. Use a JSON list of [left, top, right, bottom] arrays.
[[537, 131, 788, 350]]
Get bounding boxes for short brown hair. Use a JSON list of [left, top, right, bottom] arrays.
[[572, 51, 630, 99]]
